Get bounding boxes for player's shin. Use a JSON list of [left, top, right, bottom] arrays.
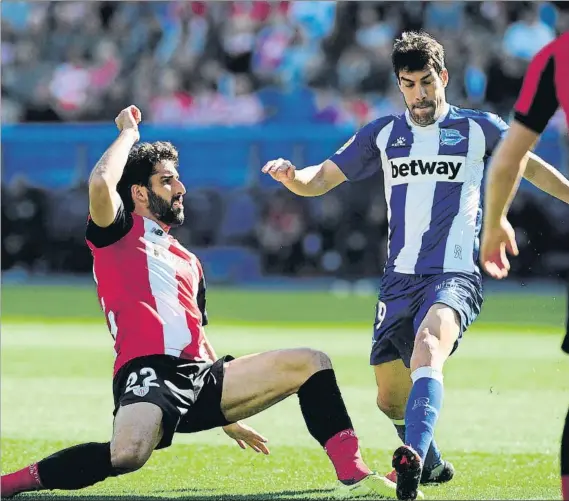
[[297, 369, 371, 484], [404, 367, 444, 464], [1, 442, 121, 497]]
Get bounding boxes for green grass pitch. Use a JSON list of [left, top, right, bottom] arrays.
[[1, 285, 568, 500]]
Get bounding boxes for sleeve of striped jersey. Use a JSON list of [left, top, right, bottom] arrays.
[[328, 118, 386, 181], [85, 201, 133, 248], [480, 113, 510, 156], [513, 43, 559, 134]]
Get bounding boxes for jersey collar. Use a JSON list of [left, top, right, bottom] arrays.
[[143, 216, 171, 235]]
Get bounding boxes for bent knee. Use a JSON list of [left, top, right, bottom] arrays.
[[303, 348, 332, 373], [414, 329, 440, 357], [278, 348, 332, 393], [376, 394, 406, 421], [286, 348, 332, 373], [110, 440, 153, 473], [411, 326, 456, 371]]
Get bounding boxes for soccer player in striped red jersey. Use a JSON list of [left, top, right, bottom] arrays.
[[481, 32, 569, 500], [1, 106, 400, 499]]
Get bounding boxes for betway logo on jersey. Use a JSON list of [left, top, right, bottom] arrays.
[[390, 155, 466, 185]]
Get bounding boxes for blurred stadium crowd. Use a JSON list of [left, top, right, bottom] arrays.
[[2, 1, 568, 280], [3, 1, 569, 126]]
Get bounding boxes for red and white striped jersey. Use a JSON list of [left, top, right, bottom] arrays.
[[514, 32, 569, 133], [85, 204, 209, 376]]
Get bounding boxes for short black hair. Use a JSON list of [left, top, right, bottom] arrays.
[[392, 31, 445, 78], [117, 141, 179, 212]]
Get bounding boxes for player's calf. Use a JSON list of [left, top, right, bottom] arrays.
[[404, 305, 458, 462], [1, 403, 163, 498], [376, 396, 406, 422], [0, 442, 121, 498], [110, 439, 154, 474]]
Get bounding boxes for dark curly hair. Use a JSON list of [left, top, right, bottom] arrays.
[[117, 141, 179, 212], [392, 31, 445, 79]]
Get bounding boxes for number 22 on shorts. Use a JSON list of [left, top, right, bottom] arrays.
[[125, 367, 160, 397]]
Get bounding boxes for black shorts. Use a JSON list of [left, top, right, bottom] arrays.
[[112, 354, 234, 449]]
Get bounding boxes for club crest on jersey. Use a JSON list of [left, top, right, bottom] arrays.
[[132, 386, 149, 397], [440, 128, 466, 146], [146, 241, 193, 274], [335, 134, 355, 154]]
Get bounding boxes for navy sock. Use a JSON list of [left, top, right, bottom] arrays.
[[405, 367, 444, 464], [393, 421, 442, 470]]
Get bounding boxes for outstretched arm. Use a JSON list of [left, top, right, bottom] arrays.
[[89, 106, 141, 227], [261, 159, 347, 197], [483, 120, 540, 230], [481, 119, 569, 279], [523, 151, 569, 204], [481, 37, 563, 279], [261, 121, 385, 196]]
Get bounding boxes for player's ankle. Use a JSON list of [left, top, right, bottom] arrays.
[[1, 463, 44, 496], [338, 462, 371, 485], [325, 429, 371, 484], [424, 460, 444, 476]]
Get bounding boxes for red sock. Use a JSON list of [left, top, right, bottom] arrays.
[[324, 429, 372, 483], [1, 463, 43, 497], [562, 475, 569, 501]]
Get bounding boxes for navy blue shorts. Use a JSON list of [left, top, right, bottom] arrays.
[[370, 272, 483, 367]]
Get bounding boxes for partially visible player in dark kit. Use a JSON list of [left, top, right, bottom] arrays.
[[481, 30, 569, 501]]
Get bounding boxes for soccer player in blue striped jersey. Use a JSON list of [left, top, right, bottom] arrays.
[[262, 31, 569, 500]]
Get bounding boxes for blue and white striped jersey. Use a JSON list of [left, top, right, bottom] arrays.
[[330, 103, 508, 276]]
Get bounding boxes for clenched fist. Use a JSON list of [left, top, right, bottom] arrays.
[[261, 158, 296, 183], [115, 105, 142, 141]]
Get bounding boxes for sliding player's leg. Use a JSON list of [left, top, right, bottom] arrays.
[[0, 402, 163, 498], [218, 348, 406, 499]]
